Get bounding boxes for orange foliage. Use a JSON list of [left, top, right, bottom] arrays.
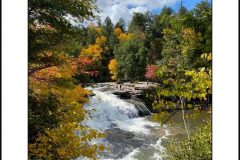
[[75, 57, 98, 76], [114, 28, 123, 37]]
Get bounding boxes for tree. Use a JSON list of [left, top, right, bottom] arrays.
[[164, 120, 212, 160], [78, 33, 111, 82], [108, 59, 118, 80], [29, 0, 98, 59], [114, 37, 148, 82], [170, 6, 198, 31], [86, 23, 100, 45], [179, 28, 202, 68], [114, 28, 134, 41], [158, 7, 174, 29], [160, 27, 202, 68], [28, 0, 106, 159], [128, 12, 152, 33], [193, 0, 212, 53], [28, 53, 105, 159], [145, 65, 158, 81], [102, 16, 114, 39], [145, 14, 164, 63], [115, 18, 126, 32], [161, 28, 181, 65]]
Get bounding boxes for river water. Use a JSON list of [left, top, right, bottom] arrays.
[[79, 84, 210, 160]]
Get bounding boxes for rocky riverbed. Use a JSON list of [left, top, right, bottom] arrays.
[[79, 83, 210, 160], [88, 82, 159, 99]]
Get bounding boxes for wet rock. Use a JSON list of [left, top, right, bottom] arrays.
[[89, 91, 96, 97], [103, 128, 150, 159], [112, 91, 131, 99], [125, 99, 151, 117]]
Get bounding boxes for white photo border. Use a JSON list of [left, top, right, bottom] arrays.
[[2, 0, 239, 159]]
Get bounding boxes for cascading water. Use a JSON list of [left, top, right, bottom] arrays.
[[82, 85, 170, 160], [84, 88, 139, 130]]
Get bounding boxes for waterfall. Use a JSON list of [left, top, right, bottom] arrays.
[[125, 99, 151, 117], [84, 87, 139, 130], [83, 86, 156, 133], [81, 85, 170, 160]]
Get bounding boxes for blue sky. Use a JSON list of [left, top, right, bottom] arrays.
[[96, 0, 211, 25]]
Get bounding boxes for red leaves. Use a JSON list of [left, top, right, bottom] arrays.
[[145, 65, 158, 80], [75, 57, 98, 77]]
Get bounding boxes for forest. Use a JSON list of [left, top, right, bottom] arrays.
[[28, 0, 212, 159]]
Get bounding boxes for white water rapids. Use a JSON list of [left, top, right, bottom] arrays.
[[80, 85, 170, 160]]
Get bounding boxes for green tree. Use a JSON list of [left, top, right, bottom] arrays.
[[164, 121, 212, 160], [144, 14, 162, 64], [86, 24, 99, 45], [158, 7, 174, 29], [114, 37, 148, 82], [128, 12, 152, 33], [193, 0, 212, 53], [171, 6, 198, 31], [161, 28, 181, 65], [29, 0, 98, 59], [115, 18, 126, 32], [102, 16, 114, 40]]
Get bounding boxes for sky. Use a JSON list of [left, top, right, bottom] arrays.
[[95, 0, 210, 25]]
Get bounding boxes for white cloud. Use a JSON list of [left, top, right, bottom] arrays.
[[96, 0, 179, 25], [129, 6, 149, 14]]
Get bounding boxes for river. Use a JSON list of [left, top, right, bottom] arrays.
[[78, 83, 210, 160]]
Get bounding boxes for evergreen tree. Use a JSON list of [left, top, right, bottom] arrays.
[[114, 37, 148, 82], [115, 18, 126, 32]]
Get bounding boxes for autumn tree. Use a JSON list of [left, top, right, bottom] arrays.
[[86, 23, 100, 45], [28, 0, 106, 159], [114, 28, 134, 41], [29, 53, 105, 159], [29, 0, 98, 59], [108, 59, 118, 80], [145, 65, 158, 81]]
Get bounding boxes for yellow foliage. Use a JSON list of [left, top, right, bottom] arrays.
[[81, 44, 103, 60], [118, 33, 134, 41], [180, 28, 202, 55], [29, 50, 106, 159], [95, 27, 102, 34], [114, 28, 123, 37], [108, 59, 118, 80], [29, 123, 105, 160], [80, 35, 109, 61], [96, 36, 107, 46], [114, 27, 134, 41], [201, 53, 212, 61]]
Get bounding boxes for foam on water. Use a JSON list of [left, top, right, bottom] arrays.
[[84, 87, 157, 134], [116, 117, 159, 134], [82, 86, 169, 160], [119, 148, 140, 160]]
